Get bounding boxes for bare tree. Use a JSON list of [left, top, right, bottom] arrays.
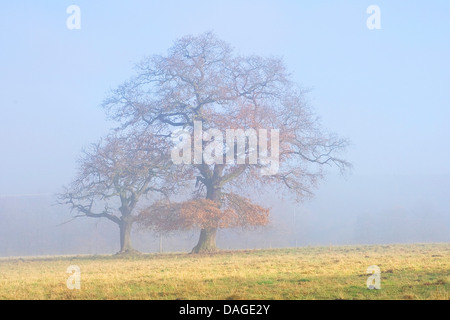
[[59, 132, 175, 254], [103, 32, 351, 253]]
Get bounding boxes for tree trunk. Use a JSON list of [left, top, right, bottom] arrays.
[[118, 217, 137, 254], [191, 227, 218, 253], [191, 183, 221, 253]]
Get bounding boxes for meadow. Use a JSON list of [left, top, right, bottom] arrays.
[[0, 243, 448, 300]]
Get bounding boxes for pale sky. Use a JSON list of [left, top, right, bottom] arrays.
[[1, 0, 449, 195]]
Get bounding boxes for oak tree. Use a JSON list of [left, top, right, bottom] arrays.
[[103, 32, 350, 253]]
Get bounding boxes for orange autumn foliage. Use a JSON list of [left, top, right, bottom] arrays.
[[138, 194, 269, 233]]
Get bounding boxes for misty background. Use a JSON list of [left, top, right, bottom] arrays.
[[1, 1, 449, 256]]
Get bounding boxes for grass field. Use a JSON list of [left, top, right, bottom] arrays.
[[0, 243, 448, 300]]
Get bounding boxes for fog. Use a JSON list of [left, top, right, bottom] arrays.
[[1, 2, 449, 257], [1, 172, 448, 257]]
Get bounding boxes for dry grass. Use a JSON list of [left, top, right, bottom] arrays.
[[0, 243, 448, 300]]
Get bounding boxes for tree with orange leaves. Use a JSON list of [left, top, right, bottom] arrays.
[[138, 194, 269, 250], [103, 32, 350, 253]]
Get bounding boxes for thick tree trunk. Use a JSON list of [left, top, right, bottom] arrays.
[[191, 227, 218, 253], [191, 183, 221, 253], [118, 217, 137, 254]]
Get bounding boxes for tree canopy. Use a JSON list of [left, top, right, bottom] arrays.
[[64, 31, 350, 253]]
